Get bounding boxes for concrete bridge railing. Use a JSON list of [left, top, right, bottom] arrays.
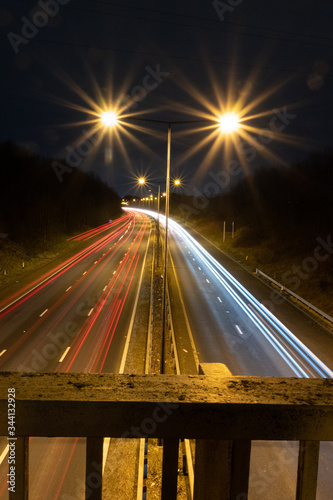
[[0, 369, 332, 499]]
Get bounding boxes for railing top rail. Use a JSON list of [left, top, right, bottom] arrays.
[[1, 372, 333, 441]]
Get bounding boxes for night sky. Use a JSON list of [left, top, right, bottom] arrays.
[[1, 0, 333, 196]]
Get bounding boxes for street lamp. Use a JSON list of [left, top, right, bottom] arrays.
[[101, 111, 118, 127], [218, 112, 239, 133], [100, 112, 239, 373], [136, 176, 181, 272]]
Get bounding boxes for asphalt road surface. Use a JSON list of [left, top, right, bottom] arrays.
[[130, 208, 333, 500], [1, 206, 333, 499], [0, 212, 151, 499]]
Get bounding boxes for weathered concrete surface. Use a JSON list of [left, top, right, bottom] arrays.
[[199, 363, 232, 376], [0, 372, 333, 440]]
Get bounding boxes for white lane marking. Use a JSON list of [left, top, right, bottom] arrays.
[[198, 267, 201, 271], [66, 286, 72, 292], [83, 271, 87, 275], [88, 308, 94, 317], [235, 325, 244, 335], [0, 445, 9, 465], [103, 286, 107, 291], [59, 347, 71, 363], [206, 279, 210, 284], [103, 438, 110, 474], [217, 297, 222, 303], [39, 309, 48, 317], [0, 350, 6, 356]]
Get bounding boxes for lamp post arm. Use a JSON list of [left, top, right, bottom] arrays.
[[120, 117, 213, 126]]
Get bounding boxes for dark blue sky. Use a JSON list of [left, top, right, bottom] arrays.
[[1, 0, 333, 196]]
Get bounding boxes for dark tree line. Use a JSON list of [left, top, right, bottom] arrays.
[[173, 150, 333, 249], [0, 141, 121, 244], [216, 151, 333, 244]]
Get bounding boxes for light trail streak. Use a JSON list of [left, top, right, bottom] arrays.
[[53, 438, 80, 500], [66, 218, 130, 242], [97, 254, 140, 372], [0, 213, 150, 500], [0, 214, 138, 366], [0, 215, 133, 317], [126, 208, 333, 379], [61, 216, 148, 373]]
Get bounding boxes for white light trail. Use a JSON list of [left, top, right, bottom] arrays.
[[125, 208, 333, 379]]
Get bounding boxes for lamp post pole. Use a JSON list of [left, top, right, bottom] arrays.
[[106, 115, 236, 374], [157, 184, 160, 268], [126, 117, 210, 374], [160, 123, 171, 373]]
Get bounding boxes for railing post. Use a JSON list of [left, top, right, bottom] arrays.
[[86, 437, 104, 500], [296, 440, 320, 500], [193, 439, 233, 500], [161, 438, 179, 500], [9, 436, 29, 500], [230, 439, 252, 500]]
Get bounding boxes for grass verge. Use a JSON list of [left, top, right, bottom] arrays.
[[181, 216, 333, 318]]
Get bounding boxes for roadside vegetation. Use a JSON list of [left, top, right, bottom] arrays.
[[171, 151, 333, 316], [0, 141, 121, 284]]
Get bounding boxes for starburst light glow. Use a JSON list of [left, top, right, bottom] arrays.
[[219, 113, 239, 133], [101, 111, 118, 127]]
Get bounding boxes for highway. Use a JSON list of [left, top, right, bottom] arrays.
[[0, 212, 151, 499], [1, 206, 333, 498], [127, 208, 333, 500]]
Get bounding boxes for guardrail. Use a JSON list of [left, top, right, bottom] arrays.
[[1, 370, 333, 500], [256, 268, 333, 324]]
